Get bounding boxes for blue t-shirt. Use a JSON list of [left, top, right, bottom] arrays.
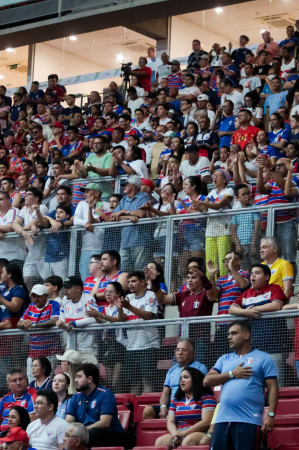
[[67, 386, 123, 432], [1, 285, 29, 324], [164, 360, 208, 399], [279, 37, 299, 56], [268, 128, 290, 144], [213, 349, 277, 425], [56, 397, 69, 419], [259, 145, 283, 160], [217, 116, 236, 147]]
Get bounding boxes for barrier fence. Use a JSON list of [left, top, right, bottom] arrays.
[[0, 312, 298, 397]]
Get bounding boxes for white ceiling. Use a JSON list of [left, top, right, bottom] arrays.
[[1, 0, 299, 89]]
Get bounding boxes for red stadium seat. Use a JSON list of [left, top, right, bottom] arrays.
[[118, 409, 132, 431], [267, 427, 299, 448], [275, 398, 299, 416], [133, 447, 167, 450], [279, 387, 299, 398], [136, 419, 167, 446], [273, 446, 299, 450], [133, 393, 161, 423], [181, 447, 210, 449], [115, 393, 134, 409]]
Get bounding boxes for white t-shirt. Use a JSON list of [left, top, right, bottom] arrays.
[[27, 415, 68, 450], [18, 204, 49, 258], [179, 157, 211, 179], [128, 97, 144, 119], [139, 141, 156, 165], [153, 201, 179, 238], [59, 292, 97, 351], [178, 85, 200, 97], [221, 90, 244, 115], [205, 187, 234, 237], [291, 104, 299, 116], [159, 117, 172, 126], [156, 63, 172, 83], [0, 207, 26, 261], [125, 159, 149, 178], [240, 76, 262, 96], [74, 200, 110, 250], [123, 290, 160, 350]]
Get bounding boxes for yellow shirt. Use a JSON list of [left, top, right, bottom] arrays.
[[263, 258, 294, 290]]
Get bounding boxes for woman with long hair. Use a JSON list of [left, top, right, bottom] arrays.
[[268, 112, 289, 152], [155, 368, 216, 448], [52, 372, 70, 419]]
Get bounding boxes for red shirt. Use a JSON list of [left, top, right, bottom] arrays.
[[134, 66, 152, 91], [232, 125, 261, 150], [233, 283, 287, 309], [173, 290, 213, 318]]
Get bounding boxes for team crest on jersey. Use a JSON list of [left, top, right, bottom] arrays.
[[21, 400, 26, 407], [47, 433, 53, 438], [148, 298, 154, 305], [246, 357, 253, 364], [140, 305, 145, 310], [76, 307, 83, 313], [194, 301, 200, 309], [91, 400, 96, 408]]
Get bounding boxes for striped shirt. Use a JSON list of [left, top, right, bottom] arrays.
[[0, 388, 37, 425], [169, 394, 217, 429], [266, 179, 297, 222], [217, 270, 250, 316], [20, 300, 60, 357], [167, 72, 183, 89]]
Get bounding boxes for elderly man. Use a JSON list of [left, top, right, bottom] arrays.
[[27, 390, 68, 450], [0, 368, 37, 425], [64, 423, 89, 450], [110, 175, 150, 271], [0, 427, 29, 449], [17, 284, 60, 381], [260, 237, 294, 297], [204, 320, 279, 450], [143, 338, 207, 419]]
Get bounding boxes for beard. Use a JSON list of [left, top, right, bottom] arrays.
[[76, 383, 89, 392]]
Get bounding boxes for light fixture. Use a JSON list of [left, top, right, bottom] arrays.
[[69, 35, 77, 41], [0, 75, 4, 80], [5, 48, 13, 53], [214, 7, 223, 13], [116, 53, 124, 63], [260, 29, 266, 33]]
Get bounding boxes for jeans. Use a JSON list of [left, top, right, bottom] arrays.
[[120, 246, 148, 272]]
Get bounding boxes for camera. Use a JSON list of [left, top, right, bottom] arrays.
[[121, 62, 132, 82]]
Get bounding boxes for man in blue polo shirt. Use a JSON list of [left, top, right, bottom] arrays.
[[66, 363, 126, 447], [203, 320, 278, 450], [215, 99, 236, 148], [143, 338, 207, 419]]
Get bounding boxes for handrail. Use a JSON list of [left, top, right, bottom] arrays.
[[1, 310, 298, 336]]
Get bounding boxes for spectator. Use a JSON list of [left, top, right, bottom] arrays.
[[116, 270, 159, 393], [155, 367, 217, 448], [52, 373, 70, 419], [5, 405, 30, 434], [257, 159, 298, 274], [61, 126, 84, 158], [231, 109, 260, 151], [196, 116, 220, 159], [45, 74, 66, 103], [74, 183, 110, 280], [27, 123, 49, 160], [130, 57, 152, 92], [290, 114, 299, 141], [259, 236, 294, 297], [179, 144, 211, 183], [0, 191, 26, 264], [156, 53, 172, 84], [110, 175, 150, 271], [0, 427, 29, 449], [27, 390, 68, 450], [0, 95, 10, 132], [66, 363, 126, 447], [230, 35, 251, 68], [187, 40, 208, 72], [58, 94, 81, 127], [263, 77, 288, 115], [240, 64, 262, 96], [0, 368, 37, 426], [220, 78, 244, 115], [64, 422, 89, 450], [1, 177, 22, 208], [29, 356, 52, 391], [45, 275, 63, 306], [204, 320, 278, 450], [13, 187, 49, 289], [208, 252, 250, 355], [93, 251, 128, 305], [167, 61, 183, 89], [213, 100, 236, 148], [56, 276, 98, 362], [256, 31, 279, 62], [279, 25, 299, 57], [82, 254, 103, 299], [17, 283, 60, 380], [0, 263, 29, 327], [143, 338, 208, 419], [268, 112, 289, 151], [8, 93, 26, 126]]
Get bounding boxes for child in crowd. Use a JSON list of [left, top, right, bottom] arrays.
[[45, 275, 63, 306], [209, 146, 230, 174]]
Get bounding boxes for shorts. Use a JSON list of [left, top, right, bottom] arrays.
[[42, 259, 69, 280], [182, 226, 205, 251], [23, 257, 44, 278]]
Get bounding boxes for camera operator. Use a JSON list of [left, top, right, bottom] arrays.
[[130, 57, 153, 92]]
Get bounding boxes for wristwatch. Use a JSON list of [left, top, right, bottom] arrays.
[[228, 370, 234, 379], [268, 412, 275, 418]]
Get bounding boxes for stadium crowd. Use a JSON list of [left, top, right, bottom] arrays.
[[0, 28, 298, 449]]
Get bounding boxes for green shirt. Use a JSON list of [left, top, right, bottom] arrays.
[[84, 151, 112, 177]]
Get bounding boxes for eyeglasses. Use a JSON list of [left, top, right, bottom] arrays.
[[223, 258, 232, 263]]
